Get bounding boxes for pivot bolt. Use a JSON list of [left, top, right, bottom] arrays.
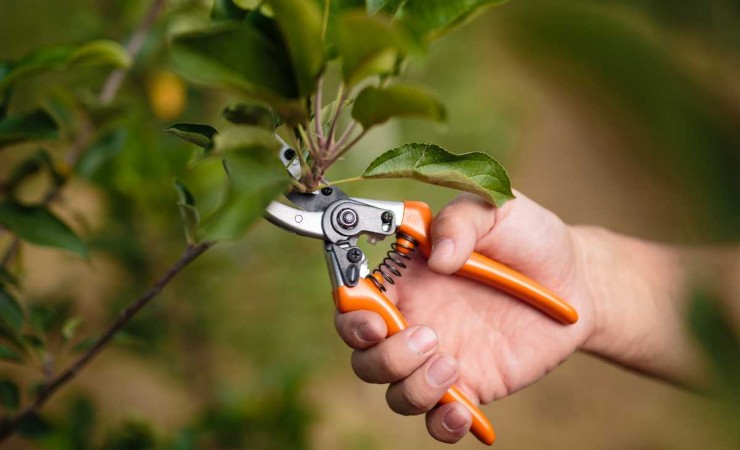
[[283, 148, 297, 160], [381, 211, 394, 224], [337, 208, 358, 229], [347, 248, 363, 263], [321, 187, 333, 196]]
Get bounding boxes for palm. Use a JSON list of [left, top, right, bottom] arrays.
[[390, 251, 594, 405]]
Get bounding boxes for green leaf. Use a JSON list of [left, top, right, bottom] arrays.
[[352, 84, 445, 129], [0, 201, 88, 257], [61, 316, 84, 343], [0, 344, 22, 363], [0, 40, 131, 93], [170, 23, 307, 123], [199, 127, 290, 240], [211, 0, 247, 21], [0, 379, 20, 409], [166, 123, 218, 151], [222, 103, 275, 129], [267, 0, 325, 96], [335, 12, 412, 87], [67, 40, 131, 68], [174, 180, 201, 244], [0, 109, 59, 147], [363, 143, 514, 206], [395, 0, 508, 40], [5, 150, 63, 194], [367, 0, 406, 15], [0, 286, 23, 332]]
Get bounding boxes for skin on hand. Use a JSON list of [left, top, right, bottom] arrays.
[[334, 191, 696, 443]]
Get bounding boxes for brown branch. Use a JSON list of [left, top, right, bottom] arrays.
[[98, 0, 166, 105], [0, 241, 214, 443]]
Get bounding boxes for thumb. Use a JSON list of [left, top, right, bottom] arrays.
[[427, 194, 498, 274]]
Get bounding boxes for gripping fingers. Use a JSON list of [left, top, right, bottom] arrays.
[[351, 326, 438, 383], [334, 310, 387, 350], [426, 402, 473, 444], [386, 353, 459, 415], [428, 194, 497, 274]]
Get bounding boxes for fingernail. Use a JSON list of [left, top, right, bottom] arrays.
[[407, 326, 437, 355], [357, 322, 377, 343], [429, 239, 455, 263], [442, 405, 470, 432], [427, 355, 457, 387]]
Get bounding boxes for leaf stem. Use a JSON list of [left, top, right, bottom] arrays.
[[0, 241, 214, 444], [321, 0, 332, 40], [326, 83, 346, 148], [314, 75, 325, 145], [315, 176, 365, 190]]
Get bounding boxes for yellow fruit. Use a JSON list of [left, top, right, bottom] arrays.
[[147, 70, 186, 120]]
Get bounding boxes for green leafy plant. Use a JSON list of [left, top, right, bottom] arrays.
[[166, 0, 514, 241]]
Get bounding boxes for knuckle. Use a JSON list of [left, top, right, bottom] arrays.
[[387, 384, 428, 416], [376, 348, 401, 379]]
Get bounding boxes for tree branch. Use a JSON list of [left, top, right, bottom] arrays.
[[98, 0, 166, 105], [0, 240, 214, 443]]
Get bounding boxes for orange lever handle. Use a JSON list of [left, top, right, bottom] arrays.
[[398, 201, 578, 325], [334, 278, 496, 446]]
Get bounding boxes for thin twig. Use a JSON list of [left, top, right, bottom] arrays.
[[314, 76, 324, 146], [98, 0, 166, 104], [0, 241, 214, 443], [333, 120, 359, 153], [321, 0, 332, 40], [325, 84, 346, 148]]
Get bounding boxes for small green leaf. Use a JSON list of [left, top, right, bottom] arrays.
[[170, 23, 307, 123], [367, 0, 406, 15], [0, 379, 20, 409], [363, 143, 514, 206], [0, 40, 131, 93], [222, 103, 274, 129], [166, 123, 218, 151], [396, 0, 508, 40], [0, 109, 58, 147], [267, 0, 325, 96], [0, 286, 23, 332], [174, 180, 201, 244], [0, 344, 23, 363], [199, 127, 290, 240], [0, 201, 88, 257], [336, 12, 412, 87], [67, 40, 132, 69], [61, 316, 85, 342], [352, 84, 445, 129]]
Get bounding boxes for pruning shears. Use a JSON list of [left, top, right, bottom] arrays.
[[264, 141, 578, 446]]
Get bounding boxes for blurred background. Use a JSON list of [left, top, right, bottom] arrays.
[[0, 0, 738, 449]]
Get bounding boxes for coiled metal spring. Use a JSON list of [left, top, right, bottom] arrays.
[[367, 234, 417, 292]]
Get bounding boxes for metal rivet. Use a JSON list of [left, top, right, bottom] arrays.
[[294, 214, 303, 223]]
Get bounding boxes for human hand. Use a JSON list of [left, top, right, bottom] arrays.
[[334, 192, 598, 443]]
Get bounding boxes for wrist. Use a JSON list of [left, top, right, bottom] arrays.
[[572, 226, 701, 384]]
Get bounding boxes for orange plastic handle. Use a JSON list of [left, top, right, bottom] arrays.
[[334, 278, 496, 445], [398, 201, 578, 325]]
